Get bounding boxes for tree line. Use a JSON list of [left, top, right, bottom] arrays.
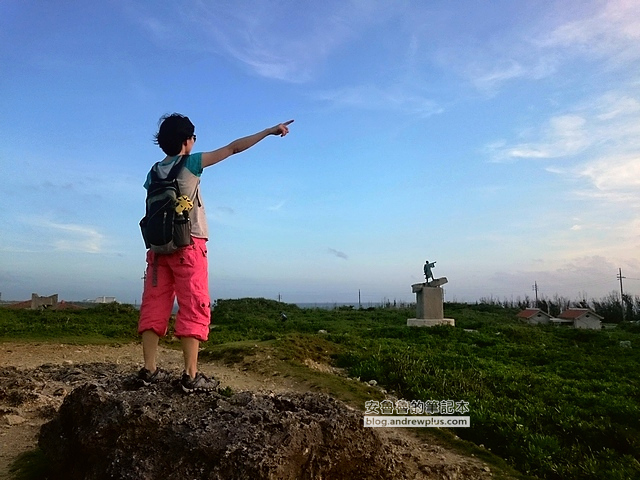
[[477, 291, 640, 323]]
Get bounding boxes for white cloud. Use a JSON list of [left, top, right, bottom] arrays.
[[561, 93, 640, 206], [486, 87, 640, 275], [540, 0, 640, 65], [491, 89, 640, 161], [463, 1, 640, 93], [316, 84, 443, 118], [490, 114, 589, 162], [595, 93, 640, 121], [470, 56, 558, 93], [267, 201, 286, 212], [24, 218, 104, 254], [578, 155, 640, 191], [174, 0, 398, 83], [51, 223, 104, 254], [471, 61, 526, 92]]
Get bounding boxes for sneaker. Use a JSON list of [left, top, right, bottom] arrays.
[[181, 371, 219, 393], [137, 367, 170, 386]]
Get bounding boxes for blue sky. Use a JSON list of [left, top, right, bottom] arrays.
[[1, 0, 639, 305]]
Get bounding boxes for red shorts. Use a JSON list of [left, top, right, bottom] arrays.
[[139, 237, 210, 341]]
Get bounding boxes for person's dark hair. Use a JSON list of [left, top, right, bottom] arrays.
[[154, 113, 195, 156]]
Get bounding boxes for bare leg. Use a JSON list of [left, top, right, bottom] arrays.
[[181, 336, 200, 378], [142, 330, 160, 372]]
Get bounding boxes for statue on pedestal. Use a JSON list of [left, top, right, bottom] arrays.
[[408, 259, 454, 327]]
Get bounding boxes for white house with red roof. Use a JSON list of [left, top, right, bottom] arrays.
[[517, 307, 604, 329], [555, 308, 603, 330], [516, 308, 552, 325]]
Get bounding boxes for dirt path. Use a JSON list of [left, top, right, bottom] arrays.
[[0, 342, 499, 480], [0, 341, 305, 392]]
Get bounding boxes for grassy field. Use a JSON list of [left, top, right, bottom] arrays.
[[1, 299, 639, 479]]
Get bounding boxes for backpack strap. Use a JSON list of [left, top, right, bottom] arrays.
[[150, 155, 189, 185], [169, 154, 188, 180]]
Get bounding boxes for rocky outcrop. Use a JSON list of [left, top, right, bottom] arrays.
[[39, 376, 401, 480]]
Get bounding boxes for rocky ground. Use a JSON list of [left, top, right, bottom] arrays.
[[0, 342, 498, 480]]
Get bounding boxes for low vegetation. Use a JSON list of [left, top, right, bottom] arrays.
[[2, 298, 639, 479], [0, 302, 139, 342]]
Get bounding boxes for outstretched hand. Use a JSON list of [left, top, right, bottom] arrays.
[[272, 119, 294, 137]]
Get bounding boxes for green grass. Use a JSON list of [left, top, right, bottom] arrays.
[[0, 303, 139, 342], [3, 298, 640, 479], [207, 299, 640, 480]]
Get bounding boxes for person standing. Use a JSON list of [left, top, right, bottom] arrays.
[[138, 113, 293, 393]]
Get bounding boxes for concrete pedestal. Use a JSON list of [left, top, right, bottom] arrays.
[[407, 278, 455, 327], [407, 318, 456, 327]]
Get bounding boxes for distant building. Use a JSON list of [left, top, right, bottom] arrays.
[[556, 308, 603, 330], [31, 293, 58, 310], [4, 294, 82, 311], [94, 296, 117, 303], [517, 308, 552, 325], [518, 307, 604, 330]]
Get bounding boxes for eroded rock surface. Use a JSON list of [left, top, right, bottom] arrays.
[[39, 375, 400, 480]]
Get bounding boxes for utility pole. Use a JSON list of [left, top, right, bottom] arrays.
[[532, 281, 539, 308], [617, 268, 626, 321], [358, 289, 361, 309], [141, 271, 146, 304]]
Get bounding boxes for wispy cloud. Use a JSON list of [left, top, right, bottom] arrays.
[[578, 155, 640, 192], [490, 114, 589, 162], [327, 248, 348, 260], [470, 57, 557, 93], [464, 0, 640, 93], [471, 61, 526, 91], [488, 88, 640, 239], [25, 218, 104, 254], [571, 155, 640, 210], [490, 90, 640, 162], [539, 0, 640, 65], [172, 1, 397, 83], [51, 223, 104, 254], [316, 84, 443, 118], [267, 200, 286, 212]]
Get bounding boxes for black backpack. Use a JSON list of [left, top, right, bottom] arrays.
[[139, 156, 192, 254]]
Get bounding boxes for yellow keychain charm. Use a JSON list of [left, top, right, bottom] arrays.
[[175, 195, 194, 213]]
